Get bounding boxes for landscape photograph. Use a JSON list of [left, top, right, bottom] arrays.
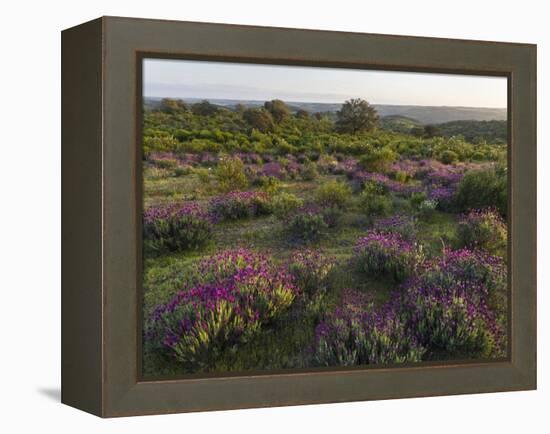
[[140, 58, 508, 378]]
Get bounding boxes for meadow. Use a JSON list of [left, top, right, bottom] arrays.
[[141, 98, 508, 377]]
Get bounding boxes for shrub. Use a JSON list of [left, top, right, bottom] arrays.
[[271, 192, 304, 219], [409, 191, 428, 209], [215, 157, 248, 193], [209, 191, 271, 221], [439, 150, 459, 164], [287, 250, 336, 298], [287, 210, 328, 243], [353, 232, 423, 282], [359, 181, 392, 216], [143, 203, 212, 254], [373, 215, 417, 240], [173, 166, 191, 177], [418, 199, 438, 220], [360, 192, 392, 216], [358, 146, 397, 172], [455, 209, 507, 254], [146, 249, 298, 370], [301, 161, 319, 181], [394, 170, 410, 183], [400, 282, 499, 359], [314, 289, 425, 366], [155, 158, 178, 169], [418, 248, 506, 303], [401, 249, 507, 359], [255, 175, 281, 195], [321, 206, 344, 228], [455, 167, 507, 216], [193, 167, 211, 184], [428, 186, 456, 211], [315, 180, 352, 209]]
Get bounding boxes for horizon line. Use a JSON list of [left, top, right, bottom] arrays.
[[143, 95, 507, 110]]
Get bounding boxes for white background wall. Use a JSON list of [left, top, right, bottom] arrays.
[[0, 0, 546, 432]]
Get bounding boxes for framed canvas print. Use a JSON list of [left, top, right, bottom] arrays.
[[61, 16, 536, 417]]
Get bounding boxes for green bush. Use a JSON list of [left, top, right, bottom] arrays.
[[287, 212, 328, 243], [215, 157, 249, 193], [255, 175, 281, 195], [315, 180, 352, 209], [301, 161, 319, 181], [455, 167, 507, 216], [394, 170, 410, 183], [272, 193, 304, 219], [173, 166, 191, 177], [359, 182, 392, 216], [143, 205, 212, 255], [193, 167, 211, 184], [358, 146, 396, 172], [439, 150, 459, 164], [321, 206, 344, 228], [409, 191, 428, 209]]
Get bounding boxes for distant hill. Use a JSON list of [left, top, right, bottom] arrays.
[[379, 115, 422, 134], [434, 120, 507, 143], [144, 97, 507, 125], [378, 115, 507, 144]]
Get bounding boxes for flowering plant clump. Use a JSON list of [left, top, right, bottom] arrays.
[[146, 249, 299, 370], [456, 208, 507, 254], [143, 203, 213, 254], [353, 170, 423, 197], [373, 215, 417, 240], [399, 281, 503, 359], [353, 232, 424, 282], [398, 247, 507, 358], [413, 160, 470, 210], [208, 190, 271, 221], [287, 249, 336, 298], [314, 289, 425, 366], [258, 162, 285, 179], [418, 248, 506, 308]]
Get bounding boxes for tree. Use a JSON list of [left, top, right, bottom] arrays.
[[296, 109, 310, 120], [242, 108, 275, 132], [159, 98, 187, 113], [336, 98, 379, 134], [423, 125, 440, 138], [234, 103, 246, 114], [264, 99, 290, 123], [191, 100, 219, 116]]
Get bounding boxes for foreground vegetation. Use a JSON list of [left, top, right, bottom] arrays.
[[142, 98, 508, 377]]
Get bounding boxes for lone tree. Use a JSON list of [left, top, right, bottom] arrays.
[[264, 99, 290, 123], [423, 125, 440, 138], [336, 98, 379, 134], [243, 108, 275, 132]]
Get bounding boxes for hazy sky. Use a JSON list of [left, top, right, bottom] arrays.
[[143, 58, 507, 108]]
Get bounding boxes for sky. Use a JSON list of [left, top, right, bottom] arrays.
[[143, 58, 507, 108]]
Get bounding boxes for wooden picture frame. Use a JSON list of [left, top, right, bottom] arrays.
[[61, 16, 536, 417]]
